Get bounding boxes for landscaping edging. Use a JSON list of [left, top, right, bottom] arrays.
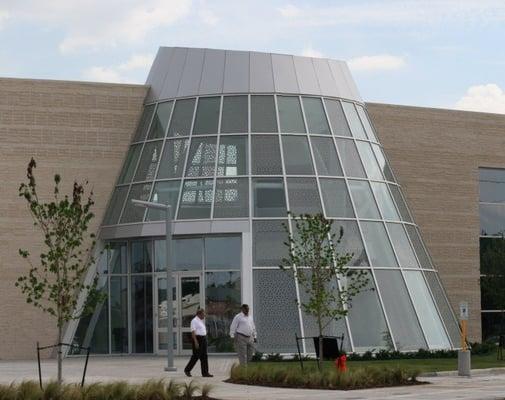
[[420, 367, 505, 377]]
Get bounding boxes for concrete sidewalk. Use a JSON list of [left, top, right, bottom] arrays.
[[0, 356, 504, 400]]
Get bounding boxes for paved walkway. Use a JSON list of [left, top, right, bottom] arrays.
[[0, 356, 504, 400]]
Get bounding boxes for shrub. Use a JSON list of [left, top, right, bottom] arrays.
[[228, 363, 421, 390], [0, 381, 212, 400]]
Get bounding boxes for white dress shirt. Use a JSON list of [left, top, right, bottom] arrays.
[[230, 312, 257, 338], [190, 316, 207, 336]]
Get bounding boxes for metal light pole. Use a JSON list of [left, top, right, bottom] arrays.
[[132, 199, 177, 372]]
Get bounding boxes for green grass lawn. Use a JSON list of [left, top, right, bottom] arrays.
[[258, 353, 505, 373]]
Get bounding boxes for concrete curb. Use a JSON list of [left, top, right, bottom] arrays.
[[420, 367, 505, 377]]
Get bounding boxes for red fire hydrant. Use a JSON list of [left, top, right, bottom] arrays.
[[335, 354, 347, 372]]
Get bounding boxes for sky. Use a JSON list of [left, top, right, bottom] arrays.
[[0, 0, 504, 114]]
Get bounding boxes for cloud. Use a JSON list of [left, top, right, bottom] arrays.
[[82, 53, 154, 83], [455, 84, 505, 114], [348, 55, 406, 72], [277, 1, 505, 27], [0, 9, 9, 28], [301, 46, 324, 58]]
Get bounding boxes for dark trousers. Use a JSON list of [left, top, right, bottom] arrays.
[[184, 335, 209, 375]]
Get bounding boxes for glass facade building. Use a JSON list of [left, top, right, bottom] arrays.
[[68, 47, 460, 355]]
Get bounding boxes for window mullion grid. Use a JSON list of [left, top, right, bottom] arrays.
[[210, 96, 223, 219], [174, 97, 199, 219], [333, 132, 398, 351], [127, 241, 132, 354], [273, 94, 307, 354], [248, 94, 253, 219]]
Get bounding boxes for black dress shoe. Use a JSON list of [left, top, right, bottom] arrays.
[[184, 370, 192, 377], [202, 374, 214, 377]]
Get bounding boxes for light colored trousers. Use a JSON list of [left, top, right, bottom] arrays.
[[234, 334, 255, 365]]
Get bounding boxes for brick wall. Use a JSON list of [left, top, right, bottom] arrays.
[[368, 103, 505, 341], [0, 78, 148, 359]]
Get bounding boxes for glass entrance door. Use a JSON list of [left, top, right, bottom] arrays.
[[155, 272, 203, 355]]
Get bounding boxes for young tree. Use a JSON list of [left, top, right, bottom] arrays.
[[16, 158, 104, 384], [280, 213, 370, 369]]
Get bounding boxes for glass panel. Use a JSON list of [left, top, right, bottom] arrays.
[[320, 178, 354, 218], [133, 141, 163, 182], [331, 220, 369, 266], [146, 181, 180, 221], [370, 182, 399, 220], [133, 104, 155, 142], [252, 178, 287, 217], [356, 105, 378, 142], [277, 96, 305, 133], [375, 270, 427, 350], [221, 95, 248, 133], [482, 312, 503, 341], [389, 184, 412, 222], [405, 225, 433, 268], [154, 240, 166, 272], [157, 138, 189, 179], [103, 186, 129, 225], [205, 236, 241, 269], [217, 136, 248, 176], [120, 183, 151, 224], [206, 271, 241, 352], [213, 178, 249, 218], [131, 240, 153, 273], [118, 145, 142, 184], [193, 96, 220, 135], [180, 276, 201, 327], [185, 137, 217, 177], [342, 102, 366, 140], [346, 271, 391, 350], [335, 138, 366, 178], [425, 271, 460, 347], [168, 98, 195, 137], [387, 223, 419, 268], [311, 137, 343, 176], [348, 180, 380, 219], [252, 220, 288, 266], [372, 144, 395, 182], [302, 97, 330, 135], [110, 276, 128, 353], [157, 277, 167, 330], [178, 179, 214, 219], [324, 99, 351, 137], [148, 101, 173, 140], [480, 237, 505, 275], [404, 271, 451, 348], [286, 178, 322, 215], [109, 242, 127, 274], [70, 276, 109, 354], [360, 221, 398, 267], [251, 95, 277, 133], [480, 168, 505, 203], [251, 135, 282, 175], [282, 135, 314, 175], [480, 203, 505, 236], [253, 269, 300, 352], [131, 275, 153, 353], [356, 141, 383, 180], [174, 238, 203, 270]]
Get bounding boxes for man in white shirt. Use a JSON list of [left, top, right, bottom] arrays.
[[184, 309, 213, 377], [230, 304, 257, 365]]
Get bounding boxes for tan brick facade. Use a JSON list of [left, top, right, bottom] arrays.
[[0, 78, 148, 359], [368, 103, 505, 342]]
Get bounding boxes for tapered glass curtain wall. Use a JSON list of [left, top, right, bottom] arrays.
[[93, 92, 460, 354]]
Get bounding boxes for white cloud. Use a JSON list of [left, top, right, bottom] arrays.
[[277, 1, 505, 27], [348, 55, 406, 72], [82, 53, 154, 83], [0, 9, 9, 28], [198, 1, 219, 26], [301, 46, 324, 58], [455, 84, 505, 114]]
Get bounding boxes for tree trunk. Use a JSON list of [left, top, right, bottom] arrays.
[[318, 335, 323, 371], [57, 324, 63, 385]]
